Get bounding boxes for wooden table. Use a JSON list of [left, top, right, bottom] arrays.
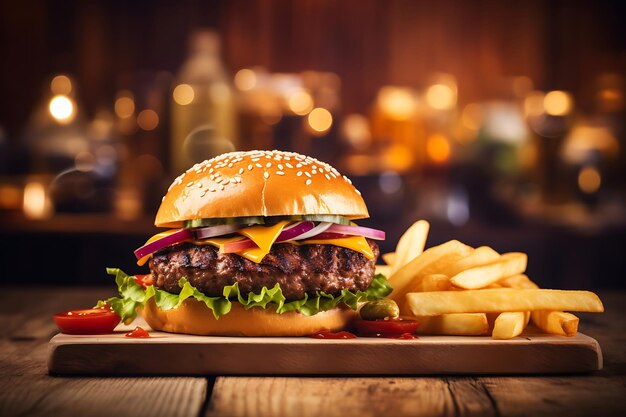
[[1, 288, 624, 417]]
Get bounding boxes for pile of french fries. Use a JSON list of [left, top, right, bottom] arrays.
[[376, 220, 604, 339]]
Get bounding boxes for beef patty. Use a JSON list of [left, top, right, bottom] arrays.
[[149, 240, 379, 301]]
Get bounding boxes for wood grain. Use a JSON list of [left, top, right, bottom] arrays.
[[1, 288, 625, 417], [47, 325, 602, 375]]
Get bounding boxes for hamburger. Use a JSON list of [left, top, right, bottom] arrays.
[[100, 150, 391, 336]]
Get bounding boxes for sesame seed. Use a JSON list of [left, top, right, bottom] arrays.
[[276, 171, 285, 176], [248, 164, 253, 171], [264, 172, 270, 179], [312, 170, 317, 174], [297, 171, 303, 177], [228, 163, 233, 168], [296, 164, 302, 168], [306, 179, 312, 185], [278, 164, 283, 170], [325, 174, 330, 180], [209, 187, 216, 192], [186, 182, 193, 187], [215, 178, 223, 183], [355, 189, 361, 195], [305, 172, 311, 178], [238, 168, 244, 174], [219, 185, 225, 190], [223, 179, 230, 184], [266, 162, 272, 168], [256, 163, 262, 168], [286, 163, 293, 169], [197, 183, 203, 188], [162, 196, 166, 201]]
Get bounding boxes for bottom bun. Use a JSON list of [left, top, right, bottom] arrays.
[[142, 298, 357, 336]]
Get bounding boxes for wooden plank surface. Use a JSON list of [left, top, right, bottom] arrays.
[[47, 323, 602, 375], [0, 288, 625, 417]]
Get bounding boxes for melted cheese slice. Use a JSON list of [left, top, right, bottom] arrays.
[[236, 220, 290, 262], [291, 235, 374, 259]]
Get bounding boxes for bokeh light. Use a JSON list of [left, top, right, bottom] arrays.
[[427, 133, 451, 163], [544, 90, 573, 116], [114, 92, 135, 118], [173, 84, 195, 105], [425, 84, 456, 110], [137, 109, 159, 131], [50, 75, 72, 95], [524, 91, 545, 117], [307, 108, 333, 133], [378, 87, 415, 121], [234, 69, 257, 91], [49, 95, 75, 123], [288, 90, 314, 115], [578, 166, 601, 194]]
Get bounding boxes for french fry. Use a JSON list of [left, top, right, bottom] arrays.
[[406, 289, 604, 316], [375, 264, 392, 277], [450, 252, 528, 289], [388, 240, 473, 304], [440, 246, 500, 277], [382, 252, 396, 266], [391, 220, 430, 274], [492, 312, 530, 339], [407, 274, 452, 292], [498, 274, 538, 289], [531, 311, 579, 337], [416, 313, 489, 336]]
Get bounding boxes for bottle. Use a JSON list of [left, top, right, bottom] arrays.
[[170, 30, 237, 174]]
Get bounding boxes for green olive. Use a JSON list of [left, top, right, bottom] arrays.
[[359, 299, 400, 321]]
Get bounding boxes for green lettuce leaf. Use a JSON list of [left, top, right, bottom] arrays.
[[97, 268, 393, 324]]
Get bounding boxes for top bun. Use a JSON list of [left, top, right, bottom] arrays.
[[155, 150, 368, 228]]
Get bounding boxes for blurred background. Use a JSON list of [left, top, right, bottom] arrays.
[[1, 0, 625, 289]]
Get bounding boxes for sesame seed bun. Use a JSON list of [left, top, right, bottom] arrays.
[[155, 150, 368, 228]]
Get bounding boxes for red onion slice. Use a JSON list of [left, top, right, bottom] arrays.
[[326, 224, 386, 240], [195, 224, 242, 240], [133, 229, 193, 260], [289, 222, 333, 241], [276, 221, 315, 242]]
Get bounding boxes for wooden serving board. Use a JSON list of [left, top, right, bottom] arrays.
[[48, 320, 602, 375]]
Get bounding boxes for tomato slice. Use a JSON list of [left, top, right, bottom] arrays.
[[134, 274, 153, 288], [354, 318, 420, 337], [53, 307, 121, 335]]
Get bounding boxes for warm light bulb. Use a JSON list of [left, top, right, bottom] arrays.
[[49, 95, 75, 123]]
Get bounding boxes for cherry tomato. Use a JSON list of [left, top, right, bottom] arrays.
[[134, 274, 153, 288], [125, 326, 150, 338], [354, 318, 420, 337], [53, 307, 121, 335]]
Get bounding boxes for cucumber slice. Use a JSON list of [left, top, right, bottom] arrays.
[[183, 214, 351, 229]]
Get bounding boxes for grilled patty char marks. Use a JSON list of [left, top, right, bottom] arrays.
[[149, 240, 379, 301]]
